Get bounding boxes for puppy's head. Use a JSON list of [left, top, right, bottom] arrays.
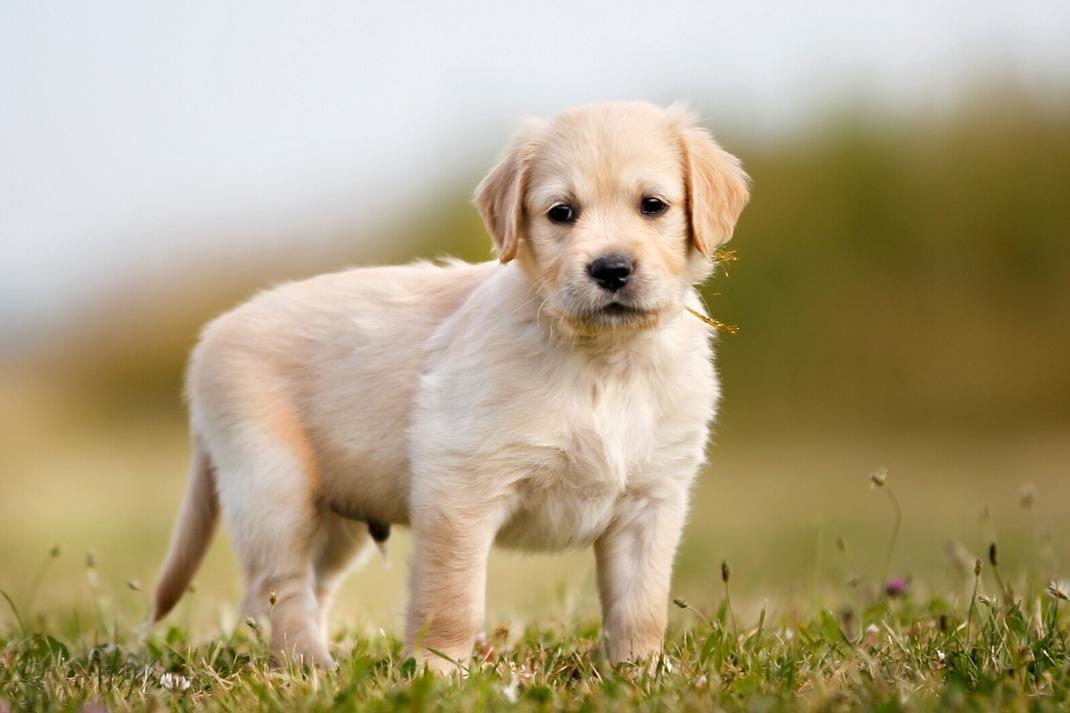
[[476, 102, 749, 336]]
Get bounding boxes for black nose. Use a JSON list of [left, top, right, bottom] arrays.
[[587, 254, 633, 292]]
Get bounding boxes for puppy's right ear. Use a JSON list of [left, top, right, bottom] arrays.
[[474, 119, 545, 263]]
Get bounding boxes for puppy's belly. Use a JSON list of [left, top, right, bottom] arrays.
[[316, 449, 413, 526]]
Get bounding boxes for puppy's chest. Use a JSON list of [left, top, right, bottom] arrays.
[[495, 379, 687, 551]]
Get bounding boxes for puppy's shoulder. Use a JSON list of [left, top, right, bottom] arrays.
[[424, 262, 536, 350]]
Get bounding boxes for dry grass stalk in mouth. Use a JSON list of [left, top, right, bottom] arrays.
[[685, 307, 739, 335]]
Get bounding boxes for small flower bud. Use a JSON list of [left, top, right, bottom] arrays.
[[988, 543, 998, 567], [721, 561, 731, 584], [884, 577, 909, 598], [672, 597, 688, 609], [869, 468, 888, 488], [974, 558, 983, 577]]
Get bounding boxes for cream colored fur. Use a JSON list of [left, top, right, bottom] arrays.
[[152, 101, 749, 672]]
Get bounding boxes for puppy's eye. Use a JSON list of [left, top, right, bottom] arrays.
[[640, 196, 668, 216], [547, 203, 576, 224]]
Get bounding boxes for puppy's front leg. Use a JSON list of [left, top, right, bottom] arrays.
[[594, 491, 688, 665], [405, 495, 506, 674]]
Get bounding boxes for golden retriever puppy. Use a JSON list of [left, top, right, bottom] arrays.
[[152, 101, 749, 672]]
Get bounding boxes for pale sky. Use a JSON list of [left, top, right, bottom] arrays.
[[2, 1, 1069, 347]]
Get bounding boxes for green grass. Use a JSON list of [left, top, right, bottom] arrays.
[[3, 468, 1069, 711], [3, 577, 1070, 712]]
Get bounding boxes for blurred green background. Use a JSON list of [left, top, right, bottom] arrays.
[[2, 4, 1069, 636]]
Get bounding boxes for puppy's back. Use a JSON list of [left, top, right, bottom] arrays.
[[184, 260, 497, 505]]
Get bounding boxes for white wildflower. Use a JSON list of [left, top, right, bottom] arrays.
[[500, 676, 519, 703], [160, 672, 190, 692]]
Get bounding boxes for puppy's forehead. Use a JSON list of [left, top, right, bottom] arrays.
[[529, 104, 683, 202]]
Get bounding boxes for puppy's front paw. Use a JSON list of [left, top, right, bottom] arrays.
[[612, 651, 674, 678], [417, 649, 470, 677], [604, 624, 665, 669]]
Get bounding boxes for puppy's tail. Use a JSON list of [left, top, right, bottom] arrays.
[[152, 435, 219, 622]]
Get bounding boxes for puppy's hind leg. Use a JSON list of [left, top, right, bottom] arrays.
[[214, 429, 334, 669], [312, 513, 377, 642]]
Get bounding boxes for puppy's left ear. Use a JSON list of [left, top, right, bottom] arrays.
[[675, 110, 750, 255], [474, 119, 545, 263]]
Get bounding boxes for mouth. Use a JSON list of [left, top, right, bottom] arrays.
[[554, 289, 665, 335], [579, 300, 660, 330], [599, 302, 646, 317]]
